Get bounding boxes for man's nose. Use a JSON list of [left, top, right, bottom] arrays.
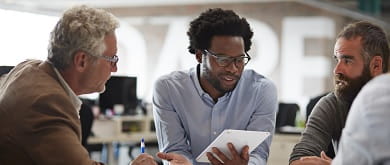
[[333, 62, 344, 75]]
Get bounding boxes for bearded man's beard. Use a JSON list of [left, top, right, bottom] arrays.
[[334, 67, 372, 103]]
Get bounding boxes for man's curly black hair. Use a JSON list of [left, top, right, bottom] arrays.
[[187, 8, 254, 54]]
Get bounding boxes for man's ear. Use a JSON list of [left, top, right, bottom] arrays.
[[369, 56, 383, 76], [195, 50, 203, 63], [73, 51, 89, 72]]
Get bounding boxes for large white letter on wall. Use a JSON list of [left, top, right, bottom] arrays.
[[281, 17, 335, 105], [116, 22, 147, 98], [247, 19, 279, 77], [147, 17, 195, 100]]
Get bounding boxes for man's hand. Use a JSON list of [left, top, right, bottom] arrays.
[[320, 151, 332, 161], [206, 143, 249, 165], [130, 153, 157, 165], [156, 152, 192, 165], [290, 151, 332, 165]]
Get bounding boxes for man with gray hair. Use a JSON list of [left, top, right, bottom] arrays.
[[0, 5, 155, 165]]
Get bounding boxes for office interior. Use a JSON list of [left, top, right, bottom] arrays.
[[0, 0, 389, 164]]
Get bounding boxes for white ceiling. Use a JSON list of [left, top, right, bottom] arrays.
[[0, 0, 388, 29], [0, 0, 288, 13]]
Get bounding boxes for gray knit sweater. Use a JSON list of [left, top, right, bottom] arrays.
[[289, 92, 351, 163]]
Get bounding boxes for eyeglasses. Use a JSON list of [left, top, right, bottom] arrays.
[[203, 49, 251, 67], [88, 53, 119, 66]]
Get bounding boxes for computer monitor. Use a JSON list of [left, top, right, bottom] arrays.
[[0, 66, 14, 76], [99, 76, 138, 115]]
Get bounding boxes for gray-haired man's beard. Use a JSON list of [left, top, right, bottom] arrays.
[[334, 68, 372, 103]]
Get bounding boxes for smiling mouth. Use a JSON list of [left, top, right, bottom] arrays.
[[223, 77, 234, 81], [335, 80, 347, 86], [221, 75, 237, 82]]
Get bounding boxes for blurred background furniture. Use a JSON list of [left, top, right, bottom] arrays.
[[0, 66, 14, 76]]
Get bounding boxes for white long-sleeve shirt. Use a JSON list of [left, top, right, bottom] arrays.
[[333, 73, 390, 165]]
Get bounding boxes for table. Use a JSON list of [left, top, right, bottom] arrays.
[[88, 115, 157, 165]]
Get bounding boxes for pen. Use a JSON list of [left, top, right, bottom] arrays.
[[140, 138, 145, 153]]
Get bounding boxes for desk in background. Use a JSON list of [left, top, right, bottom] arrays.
[[88, 115, 157, 165]]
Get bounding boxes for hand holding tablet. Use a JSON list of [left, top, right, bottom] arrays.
[[196, 129, 270, 163]]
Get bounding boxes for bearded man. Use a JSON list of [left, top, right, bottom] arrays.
[[289, 21, 390, 165]]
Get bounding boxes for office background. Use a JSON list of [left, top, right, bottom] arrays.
[[1, 0, 389, 112], [1, 0, 389, 164]]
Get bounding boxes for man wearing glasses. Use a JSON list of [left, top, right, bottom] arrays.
[[153, 8, 277, 165], [0, 6, 156, 165]]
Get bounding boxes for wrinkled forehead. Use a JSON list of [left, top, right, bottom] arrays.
[[334, 37, 363, 56]]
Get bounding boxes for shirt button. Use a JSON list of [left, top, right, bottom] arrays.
[[213, 131, 217, 135]]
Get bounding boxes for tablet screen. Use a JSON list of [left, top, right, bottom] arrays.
[[196, 129, 270, 163]]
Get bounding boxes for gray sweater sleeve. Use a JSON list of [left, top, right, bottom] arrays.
[[289, 93, 340, 163]]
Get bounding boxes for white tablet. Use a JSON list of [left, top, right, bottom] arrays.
[[196, 129, 270, 163]]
